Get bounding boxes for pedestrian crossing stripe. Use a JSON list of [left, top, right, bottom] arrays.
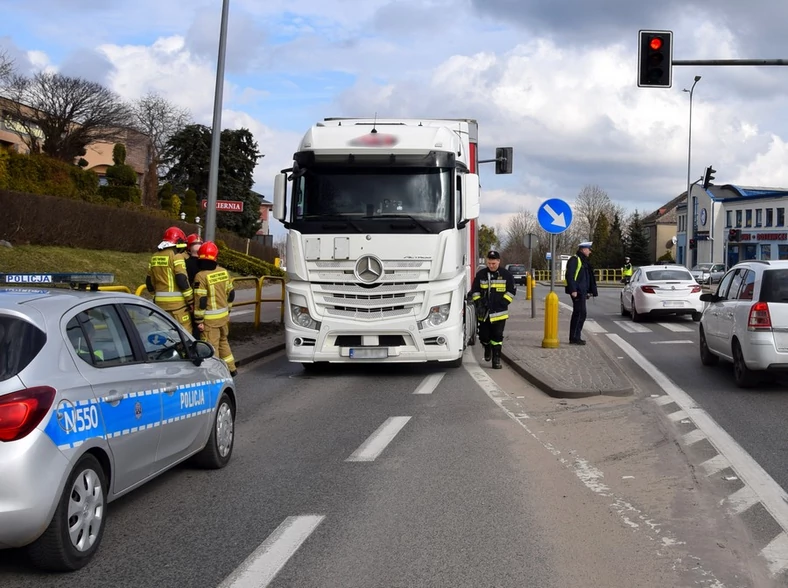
[[583, 320, 696, 335]]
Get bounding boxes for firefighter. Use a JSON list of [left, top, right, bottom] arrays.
[[146, 226, 194, 333], [193, 241, 237, 376], [621, 256, 633, 283], [185, 233, 203, 284], [469, 250, 516, 369]]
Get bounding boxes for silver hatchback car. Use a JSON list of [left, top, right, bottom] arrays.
[[0, 273, 237, 571]]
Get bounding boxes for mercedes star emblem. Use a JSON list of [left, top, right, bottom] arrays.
[[354, 255, 384, 284]]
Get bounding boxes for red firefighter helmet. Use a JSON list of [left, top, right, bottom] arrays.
[[198, 241, 219, 261], [186, 233, 203, 247], [162, 226, 187, 245]]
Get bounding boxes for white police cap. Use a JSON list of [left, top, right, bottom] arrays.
[[578, 241, 593, 249]]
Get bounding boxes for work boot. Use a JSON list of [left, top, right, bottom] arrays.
[[492, 346, 502, 369], [483, 344, 492, 362]]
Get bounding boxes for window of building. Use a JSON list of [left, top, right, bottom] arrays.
[[745, 209, 753, 227], [736, 210, 742, 227], [779, 245, 788, 261], [766, 208, 774, 227], [778, 208, 785, 227], [726, 211, 732, 228], [760, 244, 772, 260], [98, 175, 108, 187], [756, 209, 763, 227]]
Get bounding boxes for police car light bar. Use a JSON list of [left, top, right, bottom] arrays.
[[0, 273, 115, 287]]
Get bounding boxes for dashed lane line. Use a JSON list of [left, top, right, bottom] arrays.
[[218, 515, 325, 588], [413, 373, 445, 395], [346, 416, 412, 462]]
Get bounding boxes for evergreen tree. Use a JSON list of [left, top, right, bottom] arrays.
[[181, 188, 199, 222], [478, 224, 499, 260], [591, 213, 611, 267], [159, 182, 174, 212], [604, 212, 625, 268], [626, 211, 650, 266]]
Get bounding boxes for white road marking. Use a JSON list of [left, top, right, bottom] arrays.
[[656, 322, 693, 332], [700, 454, 731, 477], [762, 533, 788, 576], [583, 320, 607, 334], [607, 332, 788, 575], [726, 485, 760, 515], [218, 515, 324, 588], [413, 373, 445, 395], [667, 410, 689, 422], [682, 429, 707, 446], [613, 321, 651, 334], [651, 340, 694, 345], [346, 416, 411, 462]]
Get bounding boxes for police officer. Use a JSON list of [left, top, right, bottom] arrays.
[[565, 240, 598, 345], [146, 226, 194, 333], [470, 250, 516, 369], [193, 241, 237, 377], [621, 256, 633, 283]]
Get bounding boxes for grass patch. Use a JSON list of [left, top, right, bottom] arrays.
[[0, 245, 258, 291]]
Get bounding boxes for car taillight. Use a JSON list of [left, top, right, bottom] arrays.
[[640, 286, 656, 294], [690, 285, 701, 293], [747, 302, 772, 332], [0, 386, 56, 442]]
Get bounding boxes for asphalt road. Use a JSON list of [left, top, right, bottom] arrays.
[[586, 287, 788, 492], [229, 284, 284, 325]]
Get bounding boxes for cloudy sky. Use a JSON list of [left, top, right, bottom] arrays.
[[3, 0, 788, 238]]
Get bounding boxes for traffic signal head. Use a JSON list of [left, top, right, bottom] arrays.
[[638, 30, 673, 88], [495, 147, 513, 174], [689, 238, 696, 249], [703, 165, 716, 189], [728, 228, 741, 241]]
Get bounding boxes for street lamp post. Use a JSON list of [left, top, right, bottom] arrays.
[[204, 0, 231, 243], [683, 75, 701, 268], [195, 216, 202, 239]]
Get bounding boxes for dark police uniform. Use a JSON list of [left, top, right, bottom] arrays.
[[564, 241, 598, 345]]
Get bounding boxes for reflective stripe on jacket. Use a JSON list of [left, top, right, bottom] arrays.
[[194, 267, 233, 326], [148, 248, 193, 310]]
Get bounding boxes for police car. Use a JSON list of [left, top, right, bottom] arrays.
[[0, 273, 236, 571]]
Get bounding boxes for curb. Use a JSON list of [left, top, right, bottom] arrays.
[[234, 342, 285, 367]]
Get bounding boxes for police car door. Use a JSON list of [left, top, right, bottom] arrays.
[[65, 305, 163, 494], [121, 304, 213, 470]]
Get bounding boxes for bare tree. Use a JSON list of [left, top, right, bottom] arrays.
[[501, 208, 537, 263], [0, 50, 14, 83], [573, 185, 614, 239], [3, 72, 131, 162], [130, 92, 191, 207]]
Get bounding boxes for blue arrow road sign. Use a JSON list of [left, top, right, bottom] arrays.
[[537, 198, 573, 234]]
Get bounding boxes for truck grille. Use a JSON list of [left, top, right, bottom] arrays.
[[314, 282, 425, 321]]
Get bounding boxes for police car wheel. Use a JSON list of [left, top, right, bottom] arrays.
[[27, 453, 107, 571], [194, 392, 235, 469]]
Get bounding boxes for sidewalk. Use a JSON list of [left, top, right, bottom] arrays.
[[500, 287, 633, 399], [227, 286, 634, 400]]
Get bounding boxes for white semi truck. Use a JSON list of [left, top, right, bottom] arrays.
[[271, 117, 512, 369]]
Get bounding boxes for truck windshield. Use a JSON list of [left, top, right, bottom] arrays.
[[293, 166, 453, 232]]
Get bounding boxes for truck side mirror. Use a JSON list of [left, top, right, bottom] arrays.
[[273, 173, 287, 221], [463, 174, 480, 222]]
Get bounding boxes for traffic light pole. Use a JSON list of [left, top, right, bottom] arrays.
[[673, 59, 788, 66]]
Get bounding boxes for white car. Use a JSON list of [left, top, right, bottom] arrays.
[[690, 263, 726, 285], [620, 265, 703, 322], [698, 260, 788, 387]]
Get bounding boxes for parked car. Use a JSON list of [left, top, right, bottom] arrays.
[[620, 264, 704, 321], [690, 263, 726, 285], [505, 263, 527, 285], [698, 260, 788, 387], [0, 273, 236, 571]]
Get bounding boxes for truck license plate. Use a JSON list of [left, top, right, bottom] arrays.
[[349, 348, 388, 359]]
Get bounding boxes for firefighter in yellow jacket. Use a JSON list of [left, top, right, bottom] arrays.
[[193, 241, 237, 376], [146, 226, 194, 333]]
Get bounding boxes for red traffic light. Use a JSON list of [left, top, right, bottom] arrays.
[[649, 37, 663, 51]]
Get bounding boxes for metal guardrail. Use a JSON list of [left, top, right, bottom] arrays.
[[128, 275, 285, 329], [531, 268, 625, 283]]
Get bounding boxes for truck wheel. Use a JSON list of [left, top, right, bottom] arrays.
[[27, 453, 107, 571]]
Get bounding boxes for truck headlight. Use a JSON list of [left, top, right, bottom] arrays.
[[425, 303, 451, 327], [291, 305, 320, 330]]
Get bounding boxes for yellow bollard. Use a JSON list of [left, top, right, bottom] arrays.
[[541, 291, 560, 348], [526, 274, 532, 301]]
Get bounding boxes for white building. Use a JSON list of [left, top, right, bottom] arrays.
[[676, 184, 788, 269]]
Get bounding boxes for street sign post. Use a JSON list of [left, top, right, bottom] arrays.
[[201, 199, 244, 213], [524, 232, 537, 318], [537, 198, 573, 292]]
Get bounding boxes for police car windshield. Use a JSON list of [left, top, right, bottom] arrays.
[[291, 166, 453, 234]]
